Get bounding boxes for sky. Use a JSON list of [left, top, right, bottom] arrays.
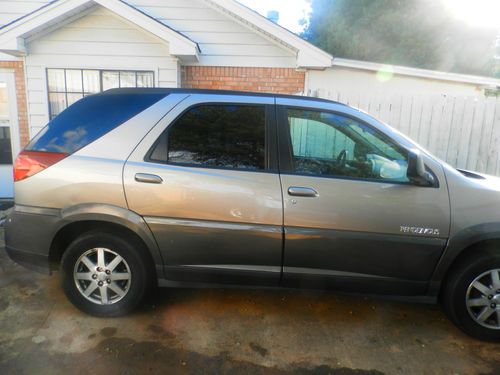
[[237, 0, 500, 34], [237, 0, 311, 34], [443, 0, 500, 28]]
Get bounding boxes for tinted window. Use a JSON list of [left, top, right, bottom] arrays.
[[27, 93, 166, 154], [0, 127, 12, 165], [287, 109, 409, 182], [150, 105, 266, 171]]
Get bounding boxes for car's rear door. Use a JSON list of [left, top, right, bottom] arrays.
[[276, 97, 450, 295], [123, 94, 283, 285]]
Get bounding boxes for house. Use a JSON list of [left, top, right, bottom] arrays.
[[0, 0, 333, 198]]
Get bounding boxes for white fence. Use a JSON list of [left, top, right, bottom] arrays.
[[308, 89, 500, 175]]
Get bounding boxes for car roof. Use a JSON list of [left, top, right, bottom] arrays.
[[99, 87, 346, 106]]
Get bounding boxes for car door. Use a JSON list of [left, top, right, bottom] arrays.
[[276, 98, 450, 295], [123, 94, 283, 285]]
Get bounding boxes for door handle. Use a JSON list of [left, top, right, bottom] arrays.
[[134, 173, 163, 184], [288, 186, 318, 197]]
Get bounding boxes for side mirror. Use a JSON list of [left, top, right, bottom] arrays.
[[407, 149, 435, 187]]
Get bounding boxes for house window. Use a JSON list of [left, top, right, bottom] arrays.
[[46, 69, 155, 119]]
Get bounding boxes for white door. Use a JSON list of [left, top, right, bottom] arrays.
[[0, 71, 21, 198]]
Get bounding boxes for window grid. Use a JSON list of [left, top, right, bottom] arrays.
[[46, 68, 155, 119]]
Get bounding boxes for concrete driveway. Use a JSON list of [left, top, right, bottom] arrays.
[[0, 228, 499, 375]]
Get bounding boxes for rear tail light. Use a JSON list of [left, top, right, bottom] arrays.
[[13, 151, 68, 182]]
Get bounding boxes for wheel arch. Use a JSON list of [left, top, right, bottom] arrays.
[[49, 204, 163, 277], [432, 223, 500, 287]]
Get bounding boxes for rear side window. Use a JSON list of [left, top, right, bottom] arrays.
[[27, 93, 166, 153], [149, 104, 266, 171]]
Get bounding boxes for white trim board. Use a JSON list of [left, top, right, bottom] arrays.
[[0, 0, 333, 68], [332, 58, 500, 87], [0, 70, 20, 157], [0, 0, 200, 61]]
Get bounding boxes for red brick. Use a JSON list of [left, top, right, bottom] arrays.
[[0, 61, 29, 146], [181, 66, 305, 94]]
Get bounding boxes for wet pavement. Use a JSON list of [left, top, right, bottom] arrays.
[[0, 228, 499, 375]]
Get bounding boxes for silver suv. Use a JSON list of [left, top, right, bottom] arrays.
[[5, 88, 500, 340]]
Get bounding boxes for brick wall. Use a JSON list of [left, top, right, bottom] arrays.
[[0, 61, 29, 147], [181, 66, 305, 94]]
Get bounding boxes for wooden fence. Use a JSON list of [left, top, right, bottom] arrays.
[[307, 89, 500, 175]]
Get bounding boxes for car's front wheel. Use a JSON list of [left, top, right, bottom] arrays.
[[61, 231, 150, 316], [442, 249, 500, 341]]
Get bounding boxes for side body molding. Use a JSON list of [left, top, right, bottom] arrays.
[[56, 203, 163, 272]]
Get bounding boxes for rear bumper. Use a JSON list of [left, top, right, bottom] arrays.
[[4, 206, 60, 274], [5, 245, 51, 274]]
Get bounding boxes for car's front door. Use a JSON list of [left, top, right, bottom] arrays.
[[124, 95, 283, 285], [276, 98, 450, 295]]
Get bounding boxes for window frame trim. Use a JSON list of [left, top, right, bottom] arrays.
[[276, 105, 439, 187], [144, 102, 278, 174], [46, 68, 155, 119]]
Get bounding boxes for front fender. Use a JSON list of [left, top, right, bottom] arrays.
[[431, 222, 500, 282]]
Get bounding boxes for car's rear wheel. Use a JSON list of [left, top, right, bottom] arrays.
[[61, 232, 150, 316], [442, 249, 500, 341]]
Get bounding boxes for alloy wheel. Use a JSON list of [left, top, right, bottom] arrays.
[[73, 248, 131, 305], [465, 269, 500, 329]]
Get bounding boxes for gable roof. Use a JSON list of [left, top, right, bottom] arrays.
[[0, 0, 333, 68], [201, 0, 332, 68], [0, 0, 200, 60]]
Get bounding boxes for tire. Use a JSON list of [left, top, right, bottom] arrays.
[[441, 248, 500, 341], [61, 231, 151, 317]]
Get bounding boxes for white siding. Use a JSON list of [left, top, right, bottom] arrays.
[[306, 67, 485, 98], [2, 0, 299, 138], [0, 0, 51, 60], [1, 0, 297, 67], [0, 0, 50, 27], [24, 6, 178, 136], [126, 0, 296, 67]]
